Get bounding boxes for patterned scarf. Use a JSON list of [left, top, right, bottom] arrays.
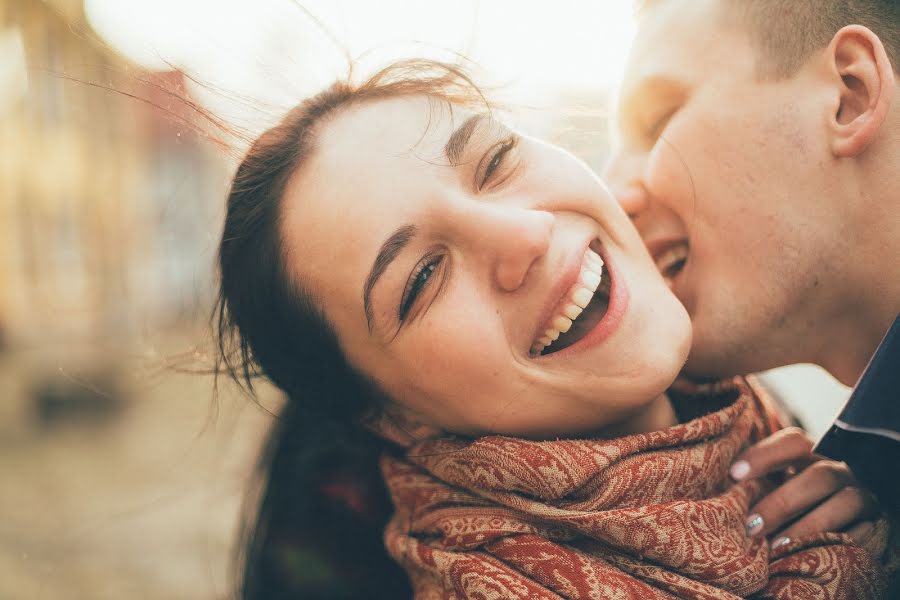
[[381, 377, 894, 599]]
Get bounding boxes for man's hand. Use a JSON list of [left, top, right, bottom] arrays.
[[730, 427, 880, 548]]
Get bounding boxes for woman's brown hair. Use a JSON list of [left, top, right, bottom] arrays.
[[214, 59, 489, 599]]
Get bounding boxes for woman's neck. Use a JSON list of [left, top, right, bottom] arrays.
[[598, 393, 678, 439]]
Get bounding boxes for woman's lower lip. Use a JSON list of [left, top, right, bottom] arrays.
[[542, 247, 629, 359]]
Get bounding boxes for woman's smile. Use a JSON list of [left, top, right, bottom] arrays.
[[531, 239, 629, 360], [529, 242, 606, 357]]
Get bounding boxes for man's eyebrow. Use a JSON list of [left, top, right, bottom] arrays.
[[444, 113, 485, 165], [363, 224, 417, 333]]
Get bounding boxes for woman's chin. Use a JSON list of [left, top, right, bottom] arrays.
[[642, 285, 693, 378], [626, 323, 692, 400]]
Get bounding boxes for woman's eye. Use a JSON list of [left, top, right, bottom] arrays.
[[399, 255, 444, 321], [477, 136, 517, 191]]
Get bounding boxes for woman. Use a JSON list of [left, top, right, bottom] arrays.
[[215, 60, 894, 599]]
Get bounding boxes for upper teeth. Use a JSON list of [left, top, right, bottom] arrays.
[[531, 248, 604, 356]]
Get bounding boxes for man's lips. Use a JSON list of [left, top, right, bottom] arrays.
[[645, 238, 689, 287]]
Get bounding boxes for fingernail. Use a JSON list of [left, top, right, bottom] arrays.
[[746, 514, 764, 536], [730, 460, 751, 481], [772, 536, 791, 550]]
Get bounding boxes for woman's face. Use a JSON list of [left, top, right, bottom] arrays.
[[281, 96, 691, 438]]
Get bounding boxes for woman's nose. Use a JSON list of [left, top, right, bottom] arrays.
[[463, 205, 554, 292]]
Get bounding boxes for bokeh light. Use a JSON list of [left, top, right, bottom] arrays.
[[84, 0, 637, 124]]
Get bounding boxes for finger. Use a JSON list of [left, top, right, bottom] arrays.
[[746, 460, 855, 536], [772, 487, 879, 543], [731, 427, 815, 481]]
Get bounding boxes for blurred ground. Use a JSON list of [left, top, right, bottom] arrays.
[[0, 341, 848, 600], [1, 3, 270, 595], [0, 332, 279, 600]]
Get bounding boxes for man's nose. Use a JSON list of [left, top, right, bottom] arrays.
[[465, 206, 554, 292], [612, 182, 650, 217], [604, 154, 650, 217]]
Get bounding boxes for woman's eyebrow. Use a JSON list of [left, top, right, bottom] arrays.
[[364, 224, 418, 332], [444, 113, 486, 165]]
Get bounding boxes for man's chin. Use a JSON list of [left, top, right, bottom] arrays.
[[681, 354, 741, 380], [682, 342, 780, 379], [680, 301, 784, 377]]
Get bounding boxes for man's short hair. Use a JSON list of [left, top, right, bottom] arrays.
[[639, 0, 900, 79]]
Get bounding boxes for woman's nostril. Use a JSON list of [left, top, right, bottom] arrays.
[[496, 236, 548, 291], [481, 208, 553, 292], [496, 262, 527, 292]]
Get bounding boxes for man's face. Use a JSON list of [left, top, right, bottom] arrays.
[[605, 0, 853, 377]]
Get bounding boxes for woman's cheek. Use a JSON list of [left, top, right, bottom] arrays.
[[414, 317, 509, 395]]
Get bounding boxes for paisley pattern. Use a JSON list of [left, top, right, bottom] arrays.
[[381, 377, 893, 599]]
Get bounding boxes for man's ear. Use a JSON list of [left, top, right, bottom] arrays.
[[826, 25, 895, 157]]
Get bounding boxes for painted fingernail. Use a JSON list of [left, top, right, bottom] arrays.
[[730, 460, 751, 481], [772, 536, 791, 550], [746, 514, 764, 536]]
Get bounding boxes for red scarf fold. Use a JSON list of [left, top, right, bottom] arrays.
[[381, 377, 894, 599]]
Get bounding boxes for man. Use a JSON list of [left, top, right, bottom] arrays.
[[605, 0, 899, 547]]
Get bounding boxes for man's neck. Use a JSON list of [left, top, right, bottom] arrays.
[[817, 190, 900, 386], [819, 308, 899, 386]]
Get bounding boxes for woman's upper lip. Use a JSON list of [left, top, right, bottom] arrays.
[[529, 235, 596, 354]]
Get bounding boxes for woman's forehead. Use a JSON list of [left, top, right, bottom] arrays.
[[278, 97, 469, 320], [295, 96, 468, 218], [317, 95, 475, 163]]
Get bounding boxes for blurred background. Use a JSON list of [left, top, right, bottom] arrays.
[[1, 0, 850, 598]]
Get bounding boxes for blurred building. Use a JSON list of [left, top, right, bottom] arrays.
[[0, 0, 225, 354]]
